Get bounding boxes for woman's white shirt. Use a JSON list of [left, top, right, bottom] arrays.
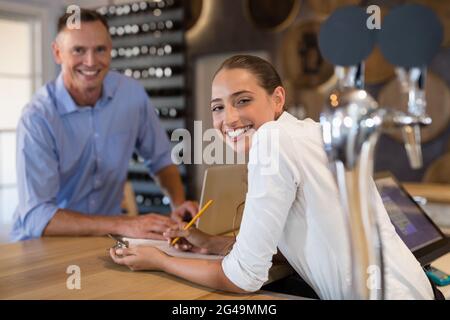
[[221, 112, 434, 300]]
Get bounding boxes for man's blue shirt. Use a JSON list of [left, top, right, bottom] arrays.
[[11, 71, 172, 241]]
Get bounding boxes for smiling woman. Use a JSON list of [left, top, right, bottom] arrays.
[[110, 54, 436, 300], [210, 55, 285, 154]]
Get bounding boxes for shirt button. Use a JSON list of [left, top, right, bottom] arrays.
[[94, 133, 99, 138]]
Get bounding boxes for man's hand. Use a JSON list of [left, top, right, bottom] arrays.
[[170, 201, 199, 222], [118, 214, 177, 240]]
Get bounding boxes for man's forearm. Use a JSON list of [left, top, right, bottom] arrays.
[[43, 209, 124, 237], [154, 164, 186, 208]]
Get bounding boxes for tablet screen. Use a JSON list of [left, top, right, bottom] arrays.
[[375, 176, 444, 252]]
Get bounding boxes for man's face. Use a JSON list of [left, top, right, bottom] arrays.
[[52, 21, 112, 103]]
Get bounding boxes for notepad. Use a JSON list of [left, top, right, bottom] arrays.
[[122, 237, 223, 260]]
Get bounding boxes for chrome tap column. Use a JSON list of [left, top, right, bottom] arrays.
[[321, 75, 385, 300], [388, 68, 430, 169], [318, 4, 442, 299]]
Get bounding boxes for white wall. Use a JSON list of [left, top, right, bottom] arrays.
[[0, 0, 63, 82], [0, 0, 63, 241]]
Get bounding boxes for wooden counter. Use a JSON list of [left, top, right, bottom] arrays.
[[402, 182, 450, 235], [0, 237, 300, 300], [403, 183, 450, 204]]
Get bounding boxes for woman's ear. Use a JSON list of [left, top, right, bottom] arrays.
[[272, 86, 286, 114]]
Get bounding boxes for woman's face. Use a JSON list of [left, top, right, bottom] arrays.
[[210, 68, 285, 154]]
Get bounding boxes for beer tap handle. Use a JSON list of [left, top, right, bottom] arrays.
[[378, 4, 442, 169]]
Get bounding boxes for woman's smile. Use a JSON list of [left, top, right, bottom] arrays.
[[224, 125, 254, 142]]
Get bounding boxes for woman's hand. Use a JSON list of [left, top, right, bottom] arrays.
[[163, 223, 213, 254], [109, 246, 168, 271], [163, 223, 235, 256]]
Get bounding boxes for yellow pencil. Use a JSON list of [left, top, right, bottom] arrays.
[[171, 199, 213, 246]]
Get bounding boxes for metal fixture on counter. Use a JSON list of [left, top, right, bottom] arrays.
[[318, 4, 442, 299]]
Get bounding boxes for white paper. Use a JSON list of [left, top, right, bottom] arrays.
[[122, 237, 223, 260]]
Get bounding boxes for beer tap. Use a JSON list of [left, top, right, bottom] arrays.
[[318, 4, 442, 299], [378, 4, 443, 169]]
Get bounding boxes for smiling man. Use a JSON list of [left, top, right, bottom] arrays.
[[10, 9, 197, 241]]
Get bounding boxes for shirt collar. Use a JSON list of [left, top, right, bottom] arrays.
[[55, 71, 117, 115], [277, 111, 292, 122]]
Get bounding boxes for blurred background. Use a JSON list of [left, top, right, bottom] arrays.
[[0, 0, 449, 241]]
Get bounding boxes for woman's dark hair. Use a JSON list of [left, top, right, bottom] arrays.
[[214, 55, 283, 95], [57, 8, 109, 34]]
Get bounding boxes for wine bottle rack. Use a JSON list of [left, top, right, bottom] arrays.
[[97, 0, 188, 215]]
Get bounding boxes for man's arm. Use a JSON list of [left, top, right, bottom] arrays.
[[153, 165, 199, 221], [43, 208, 177, 239], [43, 209, 122, 237], [135, 90, 198, 220], [153, 164, 185, 208]]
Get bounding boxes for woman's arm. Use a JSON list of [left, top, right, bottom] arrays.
[[110, 246, 246, 293], [110, 225, 242, 292], [162, 256, 246, 293]]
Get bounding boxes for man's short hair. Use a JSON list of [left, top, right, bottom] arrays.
[[57, 8, 109, 33]]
